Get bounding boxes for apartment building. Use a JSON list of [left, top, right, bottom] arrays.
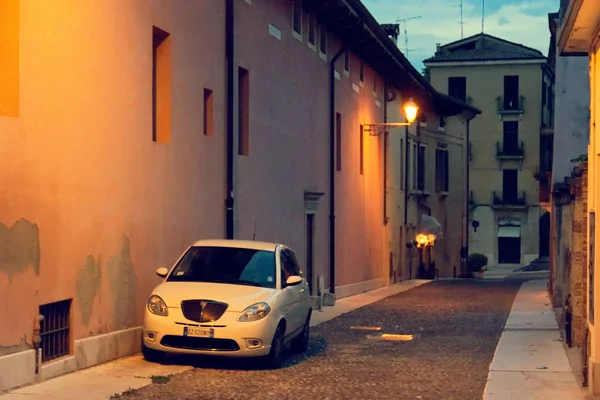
[[424, 34, 554, 267], [558, 0, 600, 393], [0, 0, 477, 391]]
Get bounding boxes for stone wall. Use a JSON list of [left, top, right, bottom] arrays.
[[569, 162, 588, 348]]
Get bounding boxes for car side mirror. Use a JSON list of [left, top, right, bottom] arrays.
[[285, 275, 302, 286], [156, 267, 169, 278]]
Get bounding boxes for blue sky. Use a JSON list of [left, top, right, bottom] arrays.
[[363, 0, 559, 71]]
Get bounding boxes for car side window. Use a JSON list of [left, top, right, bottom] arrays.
[[280, 251, 295, 287], [286, 249, 302, 277]]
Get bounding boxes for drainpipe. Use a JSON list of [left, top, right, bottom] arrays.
[[225, 0, 235, 239], [383, 82, 388, 225], [329, 46, 345, 295], [403, 125, 409, 226], [464, 114, 474, 275]]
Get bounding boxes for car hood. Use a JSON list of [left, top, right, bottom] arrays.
[[152, 281, 276, 312]]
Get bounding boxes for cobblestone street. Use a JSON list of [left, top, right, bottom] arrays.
[[112, 280, 524, 400]]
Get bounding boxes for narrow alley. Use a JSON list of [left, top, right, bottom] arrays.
[[111, 280, 522, 400]]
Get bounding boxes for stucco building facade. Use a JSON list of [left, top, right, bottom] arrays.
[[424, 34, 554, 268], [0, 0, 476, 391], [559, 0, 600, 393]]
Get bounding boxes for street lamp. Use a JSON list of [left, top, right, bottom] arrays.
[[364, 98, 420, 136]]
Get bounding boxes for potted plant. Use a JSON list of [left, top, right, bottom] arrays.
[[468, 253, 488, 279]]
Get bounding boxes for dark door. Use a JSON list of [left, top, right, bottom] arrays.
[[503, 121, 519, 154], [504, 75, 519, 109], [306, 213, 314, 295], [502, 169, 518, 203], [539, 212, 550, 258], [498, 237, 521, 263]]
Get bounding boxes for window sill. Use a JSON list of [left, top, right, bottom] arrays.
[[292, 31, 302, 42], [438, 191, 450, 198]]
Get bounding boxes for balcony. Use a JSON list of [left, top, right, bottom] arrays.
[[496, 95, 524, 115], [496, 141, 525, 159], [492, 190, 527, 210]]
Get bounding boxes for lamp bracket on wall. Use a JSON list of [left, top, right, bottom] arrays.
[[364, 123, 411, 137]]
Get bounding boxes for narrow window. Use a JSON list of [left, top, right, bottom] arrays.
[[400, 138, 404, 189], [336, 112, 342, 171], [373, 77, 377, 95], [444, 150, 449, 191], [360, 61, 364, 82], [417, 145, 426, 191], [152, 26, 171, 143], [0, 0, 19, 117], [435, 149, 449, 192], [238, 67, 250, 156], [344, 52, 350, 73], [292, 0, 302, 35], [359, 125, 364, 175], [448, 77, 466, 102], [40, 299, 72, 363], [308, 14, 316, 46], [203, 88, 214, 136], [319, 24, 327, 54]]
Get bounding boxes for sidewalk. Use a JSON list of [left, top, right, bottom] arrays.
[[0, 279, 429, 400], [483, 279, 587, 399]]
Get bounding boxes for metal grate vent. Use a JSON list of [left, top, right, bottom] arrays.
[[39, 299, 72, 363]]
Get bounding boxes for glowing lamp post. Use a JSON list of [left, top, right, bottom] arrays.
[[363, 98, 420, 136]]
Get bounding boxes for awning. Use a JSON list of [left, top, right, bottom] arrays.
[[498, 225, 521, 238]]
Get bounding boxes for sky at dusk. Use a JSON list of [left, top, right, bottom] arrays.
[[363, 0, 559, 71]]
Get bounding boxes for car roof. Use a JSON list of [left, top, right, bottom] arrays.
[[191, 239, 281, 252]]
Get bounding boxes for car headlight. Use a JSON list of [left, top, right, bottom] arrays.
[[147, 295, 168, 316], [237, 302, 271, 322]]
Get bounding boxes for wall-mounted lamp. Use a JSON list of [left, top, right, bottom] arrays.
[[364, 98, 419, 136]]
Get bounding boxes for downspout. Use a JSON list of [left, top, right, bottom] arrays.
[[403, 125, 409, 226], [464, 114, 474, 275], [329, 46, 345, 295], [225, 0, 235, 239], [383, 82, 388, 224]]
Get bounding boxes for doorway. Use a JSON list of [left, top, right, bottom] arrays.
[[498, 221, 521, 264], [306, 213, 315, 295]]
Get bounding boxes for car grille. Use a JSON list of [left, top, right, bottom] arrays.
[[160, 335, 240, 351], [181, 300, 228, 323]]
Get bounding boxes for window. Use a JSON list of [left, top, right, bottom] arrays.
[[238, 67, 250, 156], [336, 112, 342, 171], [502, 169, 518, 203], [438, 115, 446, 129], [292, 0, 302, 36], [412, 142, 417, 190], [308, 13, 316, 46], [448, 77, 466, 102], [344, 52, 350, 73], [400, 138, 405, 190], [0, 0, 19, 117], [359, 125, 364, 175], [502, 121, 519, 154], [435, 148, 449, 192], [319, 24, 327, 55], [503, 75, 519, 110], [203, 88, 214, 136], [373, 76, 377, 95], [359, 61, 364, 83], [542, 83, 547, 106], [40, 300, 72, 362], [417, 144, 427, 191], [152, 26, 171, 143]]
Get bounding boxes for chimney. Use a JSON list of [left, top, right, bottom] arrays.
[[381, 24, 400, 45], [436, 43, 441, 53]]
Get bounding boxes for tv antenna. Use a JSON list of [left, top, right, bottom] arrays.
[[396, 16, 422, 57], [446, 0, 465, 39], [481, 0, 485, 33]]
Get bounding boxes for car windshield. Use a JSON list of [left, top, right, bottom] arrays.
[[166, 246, 277, 289]]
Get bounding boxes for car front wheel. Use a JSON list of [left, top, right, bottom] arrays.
[[265, 323, 286, 369], [291, 310, 311, 353], [141, 341, 166, 363]]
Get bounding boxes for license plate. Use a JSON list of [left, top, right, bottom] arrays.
[[183, 326, 214, 338]]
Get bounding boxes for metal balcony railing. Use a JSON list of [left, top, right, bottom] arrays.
[[496, 141, 525, 158], [497, 95, 525, 114], [493, 190, 526, 206]]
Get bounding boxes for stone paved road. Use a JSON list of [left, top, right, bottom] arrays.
[[111, 279, 524, 400]]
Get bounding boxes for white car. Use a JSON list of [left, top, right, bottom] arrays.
[[142, 239, 313, 368]]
